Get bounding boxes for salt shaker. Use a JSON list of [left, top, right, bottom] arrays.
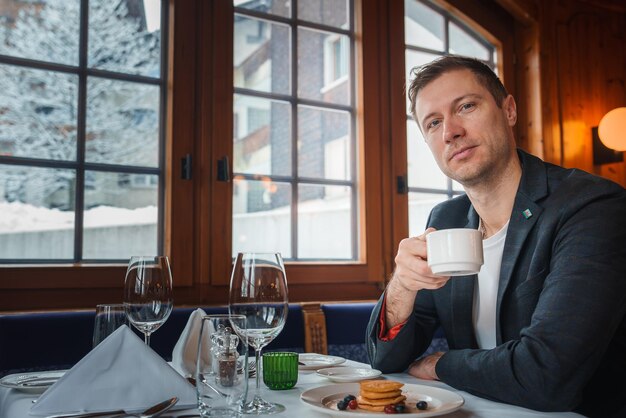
[[211, 324, 239, 387]]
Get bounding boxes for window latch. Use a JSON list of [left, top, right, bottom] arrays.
[[217, 156, 231, 182], [181, 154, 192, 180], [397, 175, 408, 194]]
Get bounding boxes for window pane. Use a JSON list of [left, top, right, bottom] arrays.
[[298, 28, 350, 106], [82, 171, 158, 259], [298, 184, 351, 259], [0, 0, 80, 66], [406, 120, 447, 189], [86, 77, 160, 167], [0, 165, 75, 259], [298, 106, 350, 181], [298, 0, 349, 29], [449, 22, 490, 61], [405, 50, 440, 112], [234, 0, 290, 18], [88, 0, 161, 77], [234, 15, 291, 95], [408, 192, 447, 237], [232, 5, 357, 262], [0, 65, 78, 161], [404, 0, 444, 51], [232, 178, 291, 258], [234, 95, 291, 176]]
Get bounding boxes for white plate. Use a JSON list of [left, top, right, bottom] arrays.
[[0, 370, 66, 394], [316, 367, 382, 383], [300, 382, 464, 417], [298, 353, 346, 370]]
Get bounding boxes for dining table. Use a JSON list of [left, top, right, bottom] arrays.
[[0, 358, 585, 418]]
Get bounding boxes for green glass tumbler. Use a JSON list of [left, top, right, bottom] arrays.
[[262, 352, 299, 390]]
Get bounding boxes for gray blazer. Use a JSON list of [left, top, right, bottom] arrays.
[[367, 150, 626, 417]]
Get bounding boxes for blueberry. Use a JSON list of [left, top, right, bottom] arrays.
[[343, 394, 356, 402], [337, 400, 348, 410], [394, 404, 406, 413], [416, 400, 428, 410]]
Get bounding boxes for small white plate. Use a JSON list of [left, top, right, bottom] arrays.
[[0, 370, 66, 394], [301, 382, 464, 417], [316, 367, 382, 383], [298, 353, 346, 370]]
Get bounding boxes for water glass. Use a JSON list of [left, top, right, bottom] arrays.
[[92, 304, 129, 348], [196, 314, 249, 418], [262, 352, 298, 390]]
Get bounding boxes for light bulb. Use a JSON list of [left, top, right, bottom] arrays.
[[598, 107, 626, 151]]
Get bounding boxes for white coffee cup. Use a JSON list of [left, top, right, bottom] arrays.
[[426, 228, 484, 276]]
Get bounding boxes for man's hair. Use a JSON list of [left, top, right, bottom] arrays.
[[408, 55, 509, 119]]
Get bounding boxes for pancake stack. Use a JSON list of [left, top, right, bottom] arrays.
[[357, 379, 406, 412]]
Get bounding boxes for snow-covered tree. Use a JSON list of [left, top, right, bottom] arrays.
[[0, 0, 161, 208]]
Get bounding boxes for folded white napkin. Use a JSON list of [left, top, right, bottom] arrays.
[[30, 325, 196, 416], [171, 308, 211, 377]]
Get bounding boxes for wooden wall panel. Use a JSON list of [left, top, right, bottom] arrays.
[[514, 0, 626, 186], [513, 19, 543, 158], [555, 8, 625, 176]]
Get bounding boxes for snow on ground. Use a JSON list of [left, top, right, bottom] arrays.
[[0, 201, 157, 233]]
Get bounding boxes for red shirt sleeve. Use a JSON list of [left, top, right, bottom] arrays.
[[378, 297, 407, 341]]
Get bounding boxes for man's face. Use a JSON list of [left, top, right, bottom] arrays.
[[414, 69, 517, 187]]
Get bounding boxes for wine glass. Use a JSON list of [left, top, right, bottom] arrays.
[[123, 255, 173, 346], [228, 252, 289, 415]]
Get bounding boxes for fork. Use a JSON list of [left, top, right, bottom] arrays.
[[235, 358, 257, 377], [248, 358, 257, 377]]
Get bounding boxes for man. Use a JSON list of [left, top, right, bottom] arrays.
[[366, 55, 626, 417]]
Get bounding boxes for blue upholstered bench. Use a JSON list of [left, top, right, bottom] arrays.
[[0, 302, 447, 376], [266, 303, 305, 354], [322, 302, 375, 363], [321, 302, 448, 363], [0, 310, 96, 375], [0, 304, 305, 376]]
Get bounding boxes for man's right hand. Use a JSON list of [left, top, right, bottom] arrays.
[[384, 228, 450, 328]]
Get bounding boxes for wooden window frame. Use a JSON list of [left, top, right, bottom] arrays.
[[0, 0, 516, 312], [206, 0, 388, 302], [0, 0, 192, 311]]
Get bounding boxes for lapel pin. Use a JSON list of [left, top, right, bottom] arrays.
[[522, 209, 532, 219]]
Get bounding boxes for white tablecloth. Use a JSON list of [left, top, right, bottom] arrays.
[[0, 360, 584, 417]]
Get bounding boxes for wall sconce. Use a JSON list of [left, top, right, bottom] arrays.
[[593, 107, 626, 165]]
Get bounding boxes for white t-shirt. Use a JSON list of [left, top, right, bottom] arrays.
[[472, 221, 509, 349]]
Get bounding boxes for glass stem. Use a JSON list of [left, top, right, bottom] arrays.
[[254, 348, 262, 391], [145, 332, 151, 346]]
